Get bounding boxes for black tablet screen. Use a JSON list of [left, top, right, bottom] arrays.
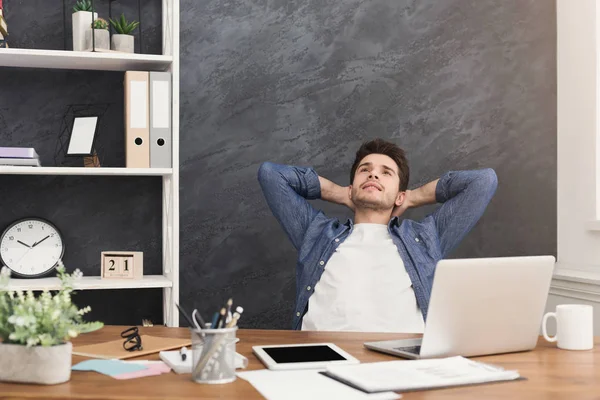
[[263, 345, 347, 363]]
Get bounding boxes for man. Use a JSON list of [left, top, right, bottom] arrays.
[[258, 138, 497, 332]]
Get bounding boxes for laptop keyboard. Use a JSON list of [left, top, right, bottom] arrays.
[[394, 345, 421, 355]]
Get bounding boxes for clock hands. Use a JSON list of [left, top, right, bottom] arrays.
[[32, 235, 50, 248], [17, 240, 31, 248]]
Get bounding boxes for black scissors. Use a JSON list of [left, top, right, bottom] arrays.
[[121, 326, 143, 351]]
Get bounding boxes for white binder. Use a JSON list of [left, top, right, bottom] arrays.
[[149, 72, 172, 168], [124, 71, 150, 168]]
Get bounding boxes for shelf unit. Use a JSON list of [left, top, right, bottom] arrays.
[[0, 0, 180, 327]]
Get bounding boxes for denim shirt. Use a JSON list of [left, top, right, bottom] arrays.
[[257, 162, 498, 330]]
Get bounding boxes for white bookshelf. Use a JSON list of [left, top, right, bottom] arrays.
[[0, 48, 172, 72], [0, 167, 172, 176], [7, 275, 172, 291], [0, 0, 180, 327]]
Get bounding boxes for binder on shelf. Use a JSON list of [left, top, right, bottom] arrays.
[[124, 71, 150, 168], [149, 71, 172, 168]]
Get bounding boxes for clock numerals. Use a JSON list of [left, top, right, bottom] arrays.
[[28, 225, 33, 229], [16, 228, 21, 232], [8, 236, 13, 241]]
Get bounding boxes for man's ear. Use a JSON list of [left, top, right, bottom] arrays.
[[395, 191, 406, 207], [348, 185, 353, 200]]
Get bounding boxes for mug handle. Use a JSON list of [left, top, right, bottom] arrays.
[[542, 312, 558, 342]]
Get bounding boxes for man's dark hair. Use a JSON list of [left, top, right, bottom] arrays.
[[350, 138, 410, 191]]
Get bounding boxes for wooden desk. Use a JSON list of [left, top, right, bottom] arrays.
[[0, 326, 599, 399]]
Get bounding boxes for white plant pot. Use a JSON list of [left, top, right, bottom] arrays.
[[72, 10, 97, 51], [111, 34, 135, 53], [85, 29, 110, 51], [0, 342, 72, 385]]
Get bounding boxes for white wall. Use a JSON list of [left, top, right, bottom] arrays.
[[552, 0, 600, 334]]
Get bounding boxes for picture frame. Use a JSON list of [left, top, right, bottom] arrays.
[[66, 116, 100, 157]]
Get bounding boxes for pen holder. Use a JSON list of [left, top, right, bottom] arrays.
[[191, 327, 238, 384]]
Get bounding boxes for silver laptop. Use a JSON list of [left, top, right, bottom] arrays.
[[364, 255, 556, 359]]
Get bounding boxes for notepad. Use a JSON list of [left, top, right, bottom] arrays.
[[159, 349, 248, 373], [72, 360, 147, 377], [73, 335, 192, 360], [322, 356, 522, 393]]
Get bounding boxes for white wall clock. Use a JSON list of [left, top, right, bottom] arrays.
[[0, 218, 65, 278]]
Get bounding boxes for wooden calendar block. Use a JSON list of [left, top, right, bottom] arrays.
[[101, 251, 143, 279]]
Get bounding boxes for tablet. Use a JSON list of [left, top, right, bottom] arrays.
[[252, 343, 360, 370]]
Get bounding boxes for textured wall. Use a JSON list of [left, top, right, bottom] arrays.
[[0, 0, 556, 329], [178, 0, 556, 329]]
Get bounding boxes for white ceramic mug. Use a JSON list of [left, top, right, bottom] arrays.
[[542, 304, 594, 350]]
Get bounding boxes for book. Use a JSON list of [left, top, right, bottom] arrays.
[[0, 15, 7, 38], [0, 158, 41, 167], [0, 147, 39, 159], [72, 335, 191, 360], [322, 356, 522, 393]]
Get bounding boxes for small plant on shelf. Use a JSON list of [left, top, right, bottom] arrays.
[[91, 18, 109, 30], [109, 14, 140, 35], [73, 0, 94, 13], [109, 14, 139, 53]]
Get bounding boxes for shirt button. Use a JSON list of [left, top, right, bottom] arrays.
[[307, 286, 311, 291], [415, 237, 420, 243], [296, 312, 301, 317], [335, 238, 340, 242], [319, 261, 325, 266]]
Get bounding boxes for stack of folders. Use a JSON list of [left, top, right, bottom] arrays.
[[0, 147, 41, 167], [124, 71, 172, 168], [0, 0, 8, 48]]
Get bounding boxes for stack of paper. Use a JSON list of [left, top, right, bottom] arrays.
[[323, 356, 521, 393], [237, 369, 401, 400]]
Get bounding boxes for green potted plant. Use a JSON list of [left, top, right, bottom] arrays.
[[72, 0, 97, 51], [110, 14, 140, 53], [85, 17, 110, 51], [0, 262, 103, 385]]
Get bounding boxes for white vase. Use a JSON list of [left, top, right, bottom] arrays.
[[0, 342, 72, 385], [72, 10, 97, 51], [111, 34, 135, 53], [85, 29, 110, 51]]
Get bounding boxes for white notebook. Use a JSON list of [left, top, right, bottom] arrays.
[[323, 356, 521, 393], [159, 349, 248, 374]]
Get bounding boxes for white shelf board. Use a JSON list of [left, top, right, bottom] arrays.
[[0, 166, 172, 176], [0, 48, 172, 72], [7, 275, 173, 291]]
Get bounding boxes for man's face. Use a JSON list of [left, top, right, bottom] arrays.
[[349, 154, 404, 211]]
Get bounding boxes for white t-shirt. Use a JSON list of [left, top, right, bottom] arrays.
[[301, 223, 425, 333]]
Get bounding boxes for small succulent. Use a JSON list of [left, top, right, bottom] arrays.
[[110, 14, 140, 35], [91, 18, 109, 30], [73, 0, 94, 13]]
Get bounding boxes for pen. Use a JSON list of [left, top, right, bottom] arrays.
[[216, 307, 227, 328], [211, 312, 219, 329], [175, 303, 196, 328], [180, 346, 188, 361], [225, 298, 233, 324]]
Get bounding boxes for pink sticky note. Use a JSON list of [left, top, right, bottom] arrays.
[[113, 361, 171, 380]]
